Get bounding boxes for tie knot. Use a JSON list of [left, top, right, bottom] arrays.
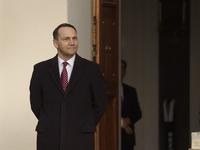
[[63, 62, 68, 67]]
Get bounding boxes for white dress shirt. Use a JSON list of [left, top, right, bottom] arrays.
[[58, 54, 76, 82]]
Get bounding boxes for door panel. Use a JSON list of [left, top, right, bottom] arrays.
[[94, 0, 119, 150]]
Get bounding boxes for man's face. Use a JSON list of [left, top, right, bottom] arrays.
[[53, 27, 78, 61], [121, 62, 126, 81]]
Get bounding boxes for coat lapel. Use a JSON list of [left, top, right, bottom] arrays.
[[48, 55, 64, 95], [64, 54, 84, 97]]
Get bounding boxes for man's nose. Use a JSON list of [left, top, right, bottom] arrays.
[[69, 39, 75, 45]]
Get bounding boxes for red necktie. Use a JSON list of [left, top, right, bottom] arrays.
[[61, 62, 68, 92]]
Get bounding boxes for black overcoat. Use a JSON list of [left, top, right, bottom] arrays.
[[30, 54, 107, 150]]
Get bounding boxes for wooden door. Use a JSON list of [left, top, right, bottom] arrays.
[[93, 0, 119, 150]]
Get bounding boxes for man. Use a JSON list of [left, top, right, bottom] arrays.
[[121, 60, 142, 150], [30, 23, 107, 150]]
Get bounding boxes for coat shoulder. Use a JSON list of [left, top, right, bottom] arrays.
[[33, 56, 56, 69], [76, 54, 100, 69], [123, 83, 136, 91]]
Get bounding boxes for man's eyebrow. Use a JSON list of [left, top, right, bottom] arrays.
[[63, 36, 77, 38], [64, 36, 69, 38]]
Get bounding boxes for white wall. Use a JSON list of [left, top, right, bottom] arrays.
[[67, 0, 92, 59], [0, 0, 91, 150]]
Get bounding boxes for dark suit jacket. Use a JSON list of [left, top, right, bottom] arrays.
[[30, 54, 107, 150], [121, 83, 142, 146]]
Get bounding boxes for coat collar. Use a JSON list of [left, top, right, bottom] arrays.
[[48, 55, 63, 94], [64, 53, 84, 97], [48, 53, 84, 96]]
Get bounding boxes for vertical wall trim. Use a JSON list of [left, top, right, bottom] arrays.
[[190, 0, 200, 133]]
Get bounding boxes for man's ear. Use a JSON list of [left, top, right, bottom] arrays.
[[53, 39, 58, 49]]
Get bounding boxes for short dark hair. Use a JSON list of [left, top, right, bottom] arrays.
[[53, 23, 77, 40], [121, 60, 127, 70]]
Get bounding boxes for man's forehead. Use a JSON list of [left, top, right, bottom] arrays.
[[58, 27, 77, 36]]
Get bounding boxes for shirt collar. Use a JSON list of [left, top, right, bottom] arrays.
[[58, 54, 76, 67]]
